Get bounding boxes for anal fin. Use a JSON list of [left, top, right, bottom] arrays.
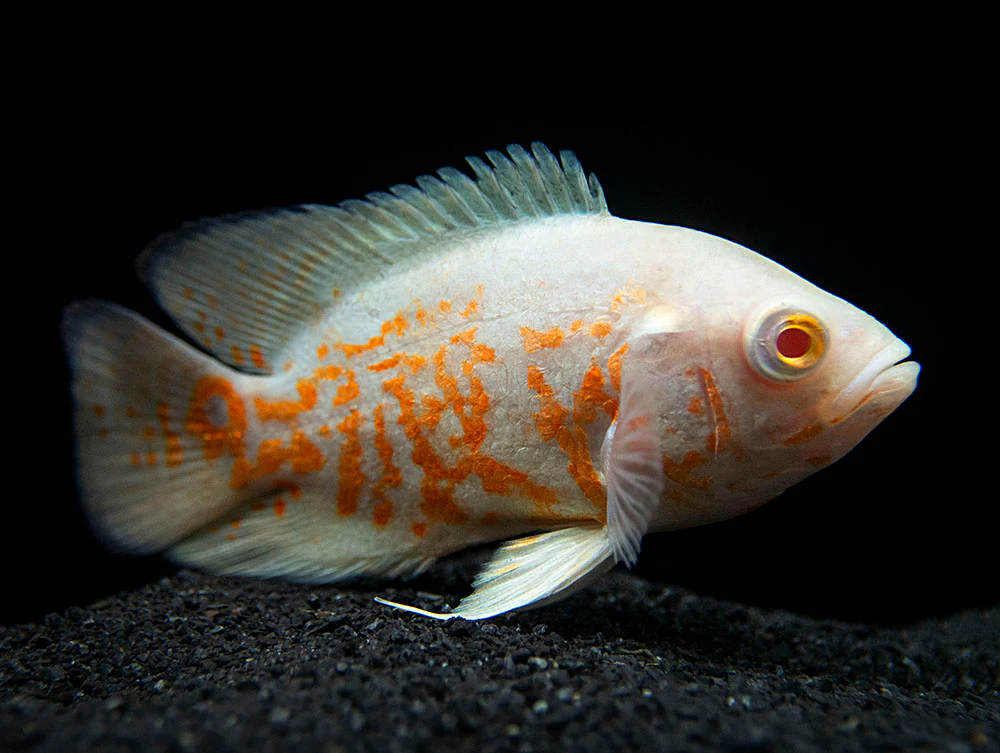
[[375, 526, 614, 620]]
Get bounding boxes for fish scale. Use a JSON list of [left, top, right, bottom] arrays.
[[64, 143, 919, 619]]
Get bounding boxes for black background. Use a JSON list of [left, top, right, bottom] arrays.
[[11, 119, 988, 626]]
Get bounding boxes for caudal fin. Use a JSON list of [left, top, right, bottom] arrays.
[[63, 300, 255, 553]]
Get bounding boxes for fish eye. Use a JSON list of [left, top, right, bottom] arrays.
[[745, 309, 827, 382]]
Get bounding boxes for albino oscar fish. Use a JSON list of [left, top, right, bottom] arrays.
[[64, 144, 920, 620]]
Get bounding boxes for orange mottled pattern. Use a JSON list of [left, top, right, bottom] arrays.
[[149, 285, 668, 543]]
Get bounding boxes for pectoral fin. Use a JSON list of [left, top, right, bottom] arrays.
[[375, 525, 614, 620], [601, 371, 666, 568]]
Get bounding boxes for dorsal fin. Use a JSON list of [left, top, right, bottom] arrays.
[[138, 143, 608, 374]]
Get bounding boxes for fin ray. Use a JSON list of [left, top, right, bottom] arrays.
[[139, 143, 607, 374], [63, 300, 257, 552], [169, 494, 438, 584], [602, 371, 667, 567], [376, 526, 614, 621]]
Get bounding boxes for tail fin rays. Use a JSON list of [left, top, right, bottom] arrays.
[[63, 300, 256, 553]]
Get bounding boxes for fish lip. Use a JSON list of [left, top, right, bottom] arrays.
[[826, 338, 917, 422]]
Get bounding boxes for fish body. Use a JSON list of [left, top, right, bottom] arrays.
[[64, 145, 920, 619]]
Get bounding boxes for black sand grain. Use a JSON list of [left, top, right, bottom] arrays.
[[2, 552, 997, 753]]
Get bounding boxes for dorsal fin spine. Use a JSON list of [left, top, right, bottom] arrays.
[[140, 143, 609, 374]]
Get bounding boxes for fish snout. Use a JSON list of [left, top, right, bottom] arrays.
[[823, 338, 919, 423]]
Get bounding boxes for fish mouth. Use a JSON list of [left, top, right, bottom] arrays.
[[826, 338, 920, 422]]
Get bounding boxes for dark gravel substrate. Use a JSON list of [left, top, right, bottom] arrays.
[[1, 552, 997, 753]]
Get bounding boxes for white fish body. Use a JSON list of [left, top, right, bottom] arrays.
[[64, 145, 920, 619]]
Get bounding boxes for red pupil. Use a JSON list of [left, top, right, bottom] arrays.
[[776, 327, 812, 359]]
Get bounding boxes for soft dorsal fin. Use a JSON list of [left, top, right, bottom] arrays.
[[139, 143, 608, 374]]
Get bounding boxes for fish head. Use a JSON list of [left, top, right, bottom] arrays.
[[631, 228, 920, 528]]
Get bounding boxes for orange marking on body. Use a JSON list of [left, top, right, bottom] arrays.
[[470, 344, 494, 366], [231, 345, 246, 366], [419, 395, 446, 431], [474, 454, 559, 513], [385, 313, 407, 337], [255, 439, 286, 476], [251, 432, 326, 482], [214, 326, 225, 340], [784, 423, 824, 446], [130, 452, 141, 467], [450, 327, 478, 345], [589, 321, 612, 340], [317, 343, 329, 360], [806, 455, 833, 466], [367, 352, 426, 374], [230, 519, 241, 529], [608, 343, 629, 394], [384, 371, 467, 525], [335, 312, 409, 357], [250, 500, 266, 512], [250, 344, 266, 369], [699, 368, 731, 454], [460, 300, 479, 318], [284, 361, 294, 372], [335, 411, 365, 517], [415, 306, 429, 327], [332, 287, 342, 298], [207, 295, 218, 309], [573, 360, 618, 425], [255, 379, 319, 422], [332, 370, 360, 406], [372, 403, 400, 528], [687, 396, 705, 416], [381, 329, 559, 522], [274, 498, 287, 517], [186, 376, 247, 465], [411, 522, 427, 538], [439, 300, 452, 314], [147, 451, 158, 466], [143, 426, 157, 440], [126, 407, 139, 418], [319, 424, 331, 438], [526, 366, 568, 441], [482, 511, 498, 524], [383, 337, 558, 524], [562, 426, 605, 505], [93, 404, 105, 418], [527, 366, 604, 507], [157, 402, 184, 467], [521, 325, 565, 353], [369, 354, 402, 372], [183, 287, 194, 299], [193, 321, 206, 334], [289, 431, 325, 473], [570, 319, 583, 333], [186, 376, 322, 488], [663, 451, 711, 490], [434, 344, 490, 453], [226, 533, 237, 541], [316, 364, 344, 382]]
